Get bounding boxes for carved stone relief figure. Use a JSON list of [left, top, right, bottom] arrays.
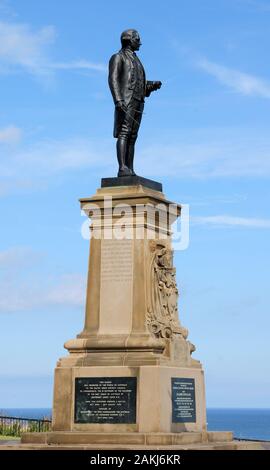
[[147, 241, 189, 340]]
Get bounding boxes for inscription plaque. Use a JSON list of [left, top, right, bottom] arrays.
[[101, 239, 133, 282], [99, 239, 133, 334], [172, 378, 196, 423], [74, 377, 137, 424]]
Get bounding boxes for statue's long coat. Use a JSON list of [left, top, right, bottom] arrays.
[[108, 48, 151, 137]]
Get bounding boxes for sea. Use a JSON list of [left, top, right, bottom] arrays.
[[0, 408, 269, 441]]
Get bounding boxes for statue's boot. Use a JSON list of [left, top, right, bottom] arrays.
[[117, 137, 132, 177], [126, 139, 136, 176]]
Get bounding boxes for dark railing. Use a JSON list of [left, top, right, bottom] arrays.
[[0, 416, 52, 437]]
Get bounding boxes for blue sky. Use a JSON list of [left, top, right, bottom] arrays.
[[0, 0, 270, 409]]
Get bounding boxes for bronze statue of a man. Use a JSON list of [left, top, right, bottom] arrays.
[[108, 29, 162, 177]]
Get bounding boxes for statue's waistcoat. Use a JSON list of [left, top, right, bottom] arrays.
[[120, 49, 146, 102]]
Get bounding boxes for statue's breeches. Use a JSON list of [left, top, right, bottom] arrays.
[[114, 98, 144, 140]]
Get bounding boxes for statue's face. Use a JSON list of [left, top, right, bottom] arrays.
[[130, 31, 142, 51]]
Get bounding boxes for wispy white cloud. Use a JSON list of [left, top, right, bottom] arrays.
[[43, 274, 85, 308], [0, 246, 41, 268], [0, 136, 113, 196], [1, 125, 270, 198], [0, 273, 85, 313], [0, 0, 17, 18], [192, 215, 270, 228], [0, 247, 85, 313], [0, 126, 270, 198], [237, 0, 270, 12], [49, 60, 106, 72], [197, 59, 270, 98], [0, 21, 55, 75], [0, 125, 22, 144], [138, 128, 270, 178], [13, 138, 111, 172], [139, 137, 270, 179], [0, 21, 106, 77], [185, 194, 248, 207]]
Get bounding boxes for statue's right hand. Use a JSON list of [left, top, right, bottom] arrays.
[[116, 100, 127, 112], [154, 81, 162, 90]]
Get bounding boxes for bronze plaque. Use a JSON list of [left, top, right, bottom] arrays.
[[74, 377, 137, 424]]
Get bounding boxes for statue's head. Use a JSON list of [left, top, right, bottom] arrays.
[[120, 29, 142, 51]]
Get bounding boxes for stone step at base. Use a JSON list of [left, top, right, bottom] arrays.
[[0, 440, 265, 451], [21, 431, 233, 446]]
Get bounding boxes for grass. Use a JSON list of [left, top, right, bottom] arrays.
[[0, 419, 51, 437], [0, 435, 20, 440]]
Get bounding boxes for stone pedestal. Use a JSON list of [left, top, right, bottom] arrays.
[[51, 365, 206, 435], [22, 180, 226, 448]]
